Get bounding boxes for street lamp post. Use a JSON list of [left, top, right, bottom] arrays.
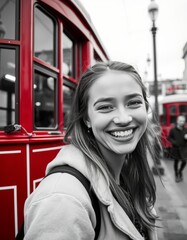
[[0, 20, 6, 38], [148, 0, 159, 120], [148, 0, 164, 175], [0, 19, 6, 81]]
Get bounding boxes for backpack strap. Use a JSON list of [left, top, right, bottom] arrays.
[[46, 165, 100, 239], [15, 165, 101, 240]]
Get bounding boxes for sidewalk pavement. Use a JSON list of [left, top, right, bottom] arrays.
[[154, 158, 187, 240]]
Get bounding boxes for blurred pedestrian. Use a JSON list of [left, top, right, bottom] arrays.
[[168, 115, 187, 182], [23, 61, 160, 239]]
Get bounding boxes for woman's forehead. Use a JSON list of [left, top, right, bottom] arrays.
[[88, 70, 143, 98]]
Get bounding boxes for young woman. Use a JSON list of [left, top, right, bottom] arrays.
[[24, 61, 160, 239]]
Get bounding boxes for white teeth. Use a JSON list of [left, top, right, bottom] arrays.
[[110, 129, 133, 137]]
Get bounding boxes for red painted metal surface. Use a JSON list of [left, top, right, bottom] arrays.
[[20, 0, 33, 131], [0, 0, 109, 239], [0, 144, 27, 239]]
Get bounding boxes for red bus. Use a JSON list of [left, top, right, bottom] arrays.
[[0, 0, 109, 239], [159, 94, 187, 155]]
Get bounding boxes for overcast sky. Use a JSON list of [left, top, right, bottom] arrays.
[[80, 0, 187, 81]]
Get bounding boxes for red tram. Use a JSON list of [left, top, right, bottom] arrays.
[[0, 0, 109, 238], [159, 94, 187, 154]]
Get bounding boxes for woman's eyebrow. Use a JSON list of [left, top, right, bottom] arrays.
[[93, 93, 143, 106], [125, 93, 143, 99], [93, 97, 114, 106]]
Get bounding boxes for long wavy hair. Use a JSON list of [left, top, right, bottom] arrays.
[[64, 61, 160, 229]]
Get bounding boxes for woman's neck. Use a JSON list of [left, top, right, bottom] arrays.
[[97, 144, 126, 184]]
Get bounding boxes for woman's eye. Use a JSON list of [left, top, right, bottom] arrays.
[[127, 100, 142, 107], [97, 105, 114, 112]]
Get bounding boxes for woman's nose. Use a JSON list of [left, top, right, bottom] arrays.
[[113, 113, 132, 125]]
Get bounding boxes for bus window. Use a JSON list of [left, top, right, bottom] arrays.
[[169, 105, 177, 124], [33, 5, 58, 129], [169, 105, 176, 114], [93, 50, 101, 64], [62, 32, 74, 77], [0, 48, 17, 127], [34, 70, 57, 128], [179, 105, 187, 116], [63, 84, 75, 128], [170, 116, 177, 124], [0, 0, 19, 40], [160, 105, 166, 125], [34, 6, 56, 66]]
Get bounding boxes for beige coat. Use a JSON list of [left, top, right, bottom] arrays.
[[24, 145, 158, 240]]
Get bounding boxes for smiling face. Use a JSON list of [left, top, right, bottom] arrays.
[[87, 70, 148, 160]]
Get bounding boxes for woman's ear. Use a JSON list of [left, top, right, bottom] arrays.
[[84, 119, 91, 128], [85, 120, 91, 128]]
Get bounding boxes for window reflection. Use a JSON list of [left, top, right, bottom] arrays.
[[0, 0, 18, 39], [34, 7, 55, 66], [169, 105, 177, 124], [169, 105, 176, 115], [93, 51, 101, 65], [170, 116, 177, 124], [63, 33, 73, 76], [179, 105, 187, 116], [160, 105, 166, 125], [63, 84, 74, 128], [0, 48, 16, 127], [34, 71, 56, 128]]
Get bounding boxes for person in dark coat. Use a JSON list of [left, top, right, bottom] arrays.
[[168, 115, 187, 182]]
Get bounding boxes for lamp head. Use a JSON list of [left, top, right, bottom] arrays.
[[148, 0, 159, 22]]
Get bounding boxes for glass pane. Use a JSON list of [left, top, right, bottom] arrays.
[[169, 105, 176, 115], [0, 48, 16, 127], [0, 0, 17, 39], [179, 105, 187, 115], [63, 33, 73, 76], [63, 84, 74, 128], [160, 106, 166, 125], [34, 71, 56, 128], [160, 115, 166, 125], [34, 7, 55, 66], [170, 116, 177, 124], [93, 51, 101, 64]]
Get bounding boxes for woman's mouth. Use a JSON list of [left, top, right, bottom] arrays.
[[109, 129, 133, 138]]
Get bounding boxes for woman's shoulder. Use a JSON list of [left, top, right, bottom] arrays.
[[45, 144, 86, 175], [25, 172, 93, 212], [24, 173, 97, 239]]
